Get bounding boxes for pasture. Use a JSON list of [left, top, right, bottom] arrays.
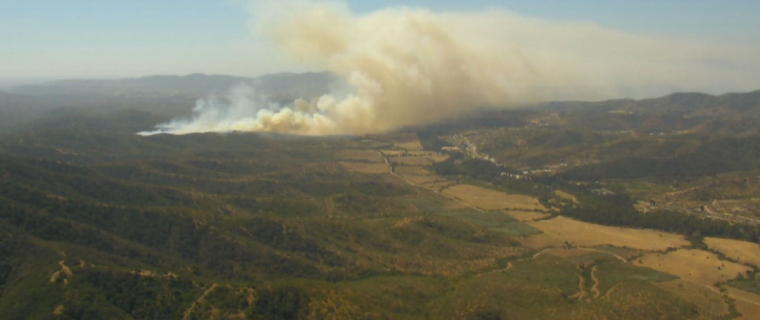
[[528, 216, 688, 251], [443, 184, 545, 211], [639, 249, 751, 286], [705, 237, 760, 268], [655, 279, 729, 317]]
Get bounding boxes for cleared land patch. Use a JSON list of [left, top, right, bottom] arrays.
[[443, 184, 545, 211], [639, 249, 751, 286], [528, 216, 688, 251], [705, 237, 760, 268], [655, 279, 729, 317]]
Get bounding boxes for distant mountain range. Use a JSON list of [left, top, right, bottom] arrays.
[[529, 90, 760, 135], [2, 71, 760, 136], [0, 72, 340, 134], [541, 90, 760, 117], [9, 72, 339, 101]]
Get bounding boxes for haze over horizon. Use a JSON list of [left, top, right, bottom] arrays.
[[5, 0, 760, 135], [129, 0, 759, 136], [2, 1, 759, 90]]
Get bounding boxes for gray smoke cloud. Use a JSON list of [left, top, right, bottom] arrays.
[[138, 0, 760, 136]]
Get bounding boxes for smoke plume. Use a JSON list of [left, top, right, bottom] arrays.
[[139, 0, 760, 136]]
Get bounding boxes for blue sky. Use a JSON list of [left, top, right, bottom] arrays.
[[355, 0, 760, 41], [1, 0, 759, 83]]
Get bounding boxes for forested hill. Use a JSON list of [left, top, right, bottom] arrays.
[[533, 90, 760, 134]]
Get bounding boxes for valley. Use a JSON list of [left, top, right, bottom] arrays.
[[2, 79, 760, 319]]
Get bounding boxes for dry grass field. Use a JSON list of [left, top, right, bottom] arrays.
[[393, 140, 424, 151], [379, 150, 406, 157], [639, 249, 751, 286], [655, 279, 729, 317], [528, 216, 689, 251], [368, 133, 423, 151], [339, 162, 389, 174], [394, 165, 432, 176], [593, 246, 641, 260], [335, 150, 383, 162], [705, 237, 760, 268], [423, 181, 456, 191], [554, 190, 579, 203], [727, 287, 760, 320], [443, 184, 545, 211], [504, 210, 551, 222]]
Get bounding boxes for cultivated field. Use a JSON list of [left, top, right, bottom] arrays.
[[336, 150, 383, 162], [369, 133, 424, 151], [393, 140, 424, 151], [394, 166, 432, 176], [528, 216, 689, 251], [379, 150, 406, 157], [339, 162, 389, 174], [655, 279, 729, 317], [639, 249, 751, 286], [443, 184, 545, 211], [705, 237, 760, 268], [389, 157, 432, 166], [406, 151, 450, 162]]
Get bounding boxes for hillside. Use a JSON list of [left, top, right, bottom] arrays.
[[2, 75, 760, 319]]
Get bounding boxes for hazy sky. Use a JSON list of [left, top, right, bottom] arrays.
[[2, 0, 759, 84]]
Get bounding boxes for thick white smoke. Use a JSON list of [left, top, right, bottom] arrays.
[[138, 0, 760, 136]]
